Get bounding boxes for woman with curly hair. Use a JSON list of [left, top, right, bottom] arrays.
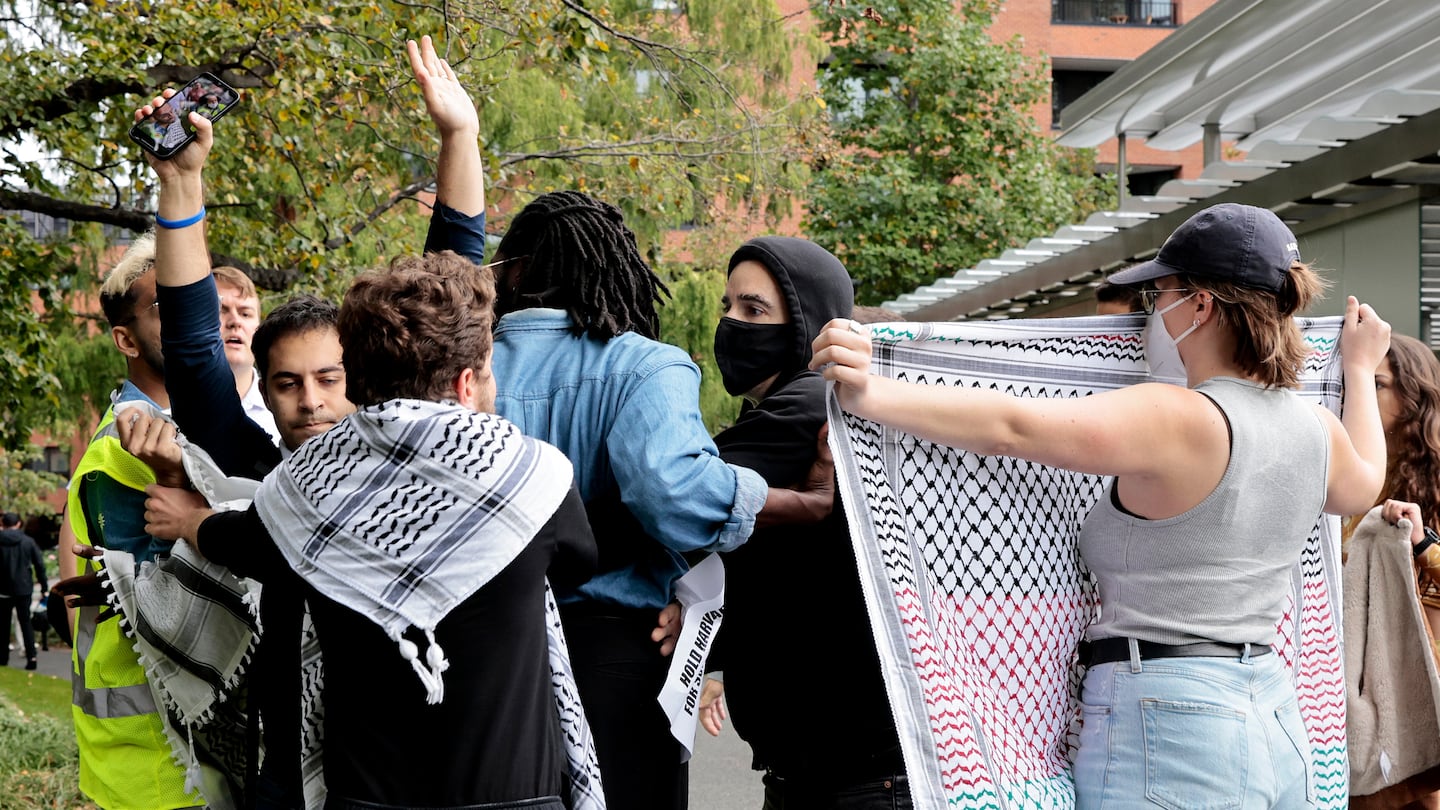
[[1346, 333, 1440, 645], [1346, 333, 1440, 810]]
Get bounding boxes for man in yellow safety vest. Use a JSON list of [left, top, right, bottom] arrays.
[[61, 235, 203, 810]]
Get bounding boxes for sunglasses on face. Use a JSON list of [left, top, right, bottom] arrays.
[[1138, 288, 1191, 314]]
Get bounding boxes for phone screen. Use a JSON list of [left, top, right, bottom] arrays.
[[130, 73, 240, 159]]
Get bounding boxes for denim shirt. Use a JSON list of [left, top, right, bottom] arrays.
[[492, 308, 766, 609]]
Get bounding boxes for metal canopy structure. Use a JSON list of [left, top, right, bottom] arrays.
[[887, 0, 1440, 326], [1059, 0, 1440, 152]]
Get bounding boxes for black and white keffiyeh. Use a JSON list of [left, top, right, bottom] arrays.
[[254, 398, 573, 702]]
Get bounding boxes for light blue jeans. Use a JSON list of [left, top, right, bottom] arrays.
[[1074, 644, 1314, 810]]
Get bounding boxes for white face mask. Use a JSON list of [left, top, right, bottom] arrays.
[[1143, 293, 1198, 385]]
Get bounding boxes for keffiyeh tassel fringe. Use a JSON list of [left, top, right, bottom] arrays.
[[395, 627, 450, 705]]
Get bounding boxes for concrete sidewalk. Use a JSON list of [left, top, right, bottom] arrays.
[[4, 640, 71, 679]]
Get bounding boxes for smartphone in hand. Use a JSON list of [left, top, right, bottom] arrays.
[[129, 72, 240, 160]]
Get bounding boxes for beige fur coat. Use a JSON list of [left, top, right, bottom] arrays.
[[1346, 505, 1440, 796]]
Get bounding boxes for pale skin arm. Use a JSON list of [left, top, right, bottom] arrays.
[[1391, 500, 1440, 644], [410, 35, 484, 217], [135, 91, 213, 287], [808, 318, 1210, 480], [810, 302, 1389, 519], [56, 515, 78, 631], [1319, 296, 1390, 516]]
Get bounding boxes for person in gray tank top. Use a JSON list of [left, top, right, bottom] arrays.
[[810, 203, 1392, 808]]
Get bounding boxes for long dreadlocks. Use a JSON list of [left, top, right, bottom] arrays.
[[494, 191, 671, 341]]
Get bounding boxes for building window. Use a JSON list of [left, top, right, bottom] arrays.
[[1052, 1, 1177, 26], [1124, 166, 1179, 197], [25, 446, 69, 476], [1052, 69, 1114, 128]]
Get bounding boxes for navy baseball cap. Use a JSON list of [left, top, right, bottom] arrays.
[[1107, 203, 1300, 292]]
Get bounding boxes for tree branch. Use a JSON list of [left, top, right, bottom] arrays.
[[321, 175, 435, 251], [0, 190, 149, 232], [0, 59, 275, 142]]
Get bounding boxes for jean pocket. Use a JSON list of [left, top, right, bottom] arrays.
[[1275, 701, 1316, 805], [1141, 698, 1247, 810]]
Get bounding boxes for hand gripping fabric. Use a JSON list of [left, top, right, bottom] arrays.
[[827, 315, 1348, 809]]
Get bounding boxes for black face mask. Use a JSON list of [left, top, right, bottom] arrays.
[[713, 317, 792, 397]]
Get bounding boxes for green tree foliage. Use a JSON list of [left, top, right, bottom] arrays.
[[657, 262, 741, 434], [804, 0, 1113, 304], [0, 0, 825, 449], [0, 447, 67, 519]]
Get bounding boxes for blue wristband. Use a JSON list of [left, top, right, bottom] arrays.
[[155, 207, 206, 230]]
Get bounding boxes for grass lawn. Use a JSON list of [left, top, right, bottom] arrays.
[[0, 665, 72, 722], [0, 664, 90, 810]]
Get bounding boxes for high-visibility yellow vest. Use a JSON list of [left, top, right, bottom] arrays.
[[67, 405, 202, 810]]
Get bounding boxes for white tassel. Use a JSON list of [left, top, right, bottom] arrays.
[[183, 726, 203, 794], [394, 629, 447, 705]]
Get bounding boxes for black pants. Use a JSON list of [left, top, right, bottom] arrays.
[[761, 773, 911, 810], [0, 595, 35, 664], [560, 606, 688, 810]]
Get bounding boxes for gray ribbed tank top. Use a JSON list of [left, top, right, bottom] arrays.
[[1077, 376, 1330, 646]]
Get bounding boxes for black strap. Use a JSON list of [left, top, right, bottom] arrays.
[[1414, 527, 1439, 560], [1085, 637, 1271, 666]]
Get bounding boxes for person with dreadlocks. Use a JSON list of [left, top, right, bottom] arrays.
[[427, 190, 835, 807]]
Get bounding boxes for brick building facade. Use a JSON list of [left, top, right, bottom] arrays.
[[990, 0, 1220, 194]]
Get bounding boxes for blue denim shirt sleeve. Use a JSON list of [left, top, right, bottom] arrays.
[[604, 359, 758, 554], [423, 200, 487, 263], [722, 463, 767, 552]]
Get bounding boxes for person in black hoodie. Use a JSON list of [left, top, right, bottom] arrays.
[[702, 237, 911, 809], [0, 512, 46, 670]]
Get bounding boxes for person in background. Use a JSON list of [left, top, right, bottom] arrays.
[[1345, 333, 1440, 809], [210, 264, 280, 443], [700, 236, 911, 807], [851, 304, 903, 324], [812, 203, 1390, 807], [1094, 279, 1143, 315], [0, 511, 45, 670]]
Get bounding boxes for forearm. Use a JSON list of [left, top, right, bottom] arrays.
[[756, 485, 829, 529], [435, 127, 484, 217], [1341, 363, 1387, 490], [57, 518, 78, 631], [849, 375, 1024, 456], [154, 173, 211, 287], [196, 507, 285, 579]]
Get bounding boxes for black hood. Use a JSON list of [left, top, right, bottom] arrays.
[[726, 236, 854, 384]]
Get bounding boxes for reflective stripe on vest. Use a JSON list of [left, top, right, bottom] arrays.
[[71, 603, 157, 719]]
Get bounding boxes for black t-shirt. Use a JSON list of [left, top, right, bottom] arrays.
[[198, 486, 595, 807]]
